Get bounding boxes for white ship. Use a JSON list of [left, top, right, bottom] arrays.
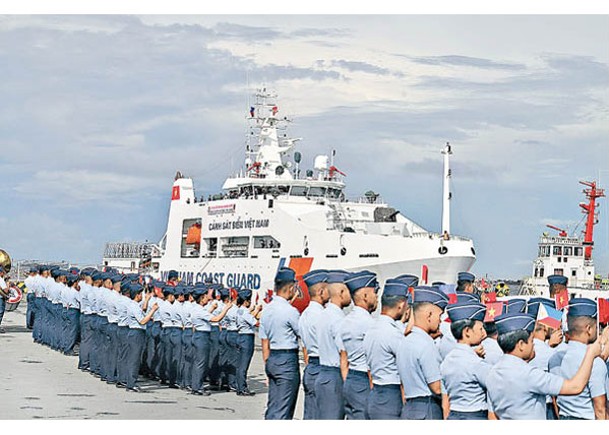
[[520, 180, 608, 299], [103, 89, 476, 306]]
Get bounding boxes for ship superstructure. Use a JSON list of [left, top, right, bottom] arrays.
[[104, 89, 476, 304]]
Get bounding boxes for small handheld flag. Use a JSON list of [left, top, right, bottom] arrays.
[[481, 292, 497, 304], [263, 289, 273, 304], [249, 106, 255, 117], [536, 303, 563, 330], [484, 301, 504, 322], [598, 298, 609, 324], [554, 288, 569, 310]]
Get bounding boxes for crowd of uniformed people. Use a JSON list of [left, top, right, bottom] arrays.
[[20, 263, 609, 420], [24, 266, 261, 395]]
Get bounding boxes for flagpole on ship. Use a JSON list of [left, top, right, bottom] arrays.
[[441, 142, 453, 237]]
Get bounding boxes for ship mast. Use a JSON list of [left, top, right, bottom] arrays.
[[579, 180, 605, 260], [441, 142, 453, 236]]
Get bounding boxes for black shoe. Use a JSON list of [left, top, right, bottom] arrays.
[[168, 383, 180, 389], [126, 386, 141, 393], [106, 380, 116, 385], [64, 351, 76, 356], [116, 382, 127, 389], [192, 389, 211, 396], [237, 390, 256, 396]]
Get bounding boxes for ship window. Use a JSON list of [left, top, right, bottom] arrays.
[[563, 257, 567, 263], [571, 269, 577, 277], [557, 257, 561, 263], [574, 247, 583, 257], [553, 268, 564, 276], [327, 188, 342, 199], [253, 236, 281, 249], [181, 218, 202, 258], [534, 268, 538, 277], [220, 236, 249, 258], [563, 247, 572, 256], [277, 186, 289, 194], [290, 186, 308, 197], [539, 246, 550, 257], [308, 187, 326, 197], [202, 238, 217, 258], [539, 268, 544, 277], [552, 246, 562, 256]]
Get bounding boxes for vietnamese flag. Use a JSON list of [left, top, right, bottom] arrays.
[[481, 292, 497, 304], [554, 288, 569, 311], [229, 288, 238, 300], [598, 298, 609, 324], [484, 302, 504, 322], [448, 294, 458, 305]]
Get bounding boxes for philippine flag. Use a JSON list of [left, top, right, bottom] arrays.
[[537, 303, 563, 330]]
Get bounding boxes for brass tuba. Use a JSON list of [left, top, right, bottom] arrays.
[[0, 249, 12, 273]]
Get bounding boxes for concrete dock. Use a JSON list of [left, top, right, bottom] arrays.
[[0, 303, 304, 419]]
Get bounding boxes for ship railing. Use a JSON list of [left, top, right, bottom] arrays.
[[104, 242, 160, 259], [345, 195, 386, 205], [410, 232, 472, 242], [539, 236, 581, 246]]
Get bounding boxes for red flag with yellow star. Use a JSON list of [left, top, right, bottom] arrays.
[[484, 301, 504, 322], [481, 292, 497, 304], [554, 288, 569, 311]]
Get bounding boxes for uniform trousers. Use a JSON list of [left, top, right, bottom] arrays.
[[125, 328, 146, 388], [116, 325, 130, 385], [33, 298, 43, 342], [343, 369, 370, 420], [401, 396, 443, 420], [162, 327, 182, 385], [26, 292, 35, 329], [96, 317, 109, 377], [236, 333, 255, 393], [159, 327, 172, 382], [315, 365, 345, 420], [191, 330, 211, 392], [104, 322, 119, 382], [147, 321, 162, 379], [180, 328, 194, 389], [225, 330, 239, 388], [78, 314, 93, 369], [367, 384, 403, 420], [208, 325, 221, 384], [264, 349, 300, 420], [302, 356, 321, 420], [546, 403, 558, 420], [62, 308, 80, 353], [41, 299, 51, 345], [89, 315, 101, 373], [447, 410, 488, 420]]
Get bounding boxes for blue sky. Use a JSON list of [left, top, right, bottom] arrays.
[[0, 14, 607, 279]]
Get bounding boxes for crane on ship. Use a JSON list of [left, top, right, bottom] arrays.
[[546, 224, 568, 237]]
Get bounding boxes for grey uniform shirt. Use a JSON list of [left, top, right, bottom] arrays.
[[223, 305, 239, 331], [337, 306, 374, 373], [182, 301, 194, 328], [298, 301, 325, 357], [210, 300, 225, 327], [117, 295, 131, 327], [441, 343, 491, 412], [397, 326, 442, 399], [363, 314, 404, 385], [530, 338, 556, 404], [556, 341, 608, 419], [481, 337, 503, 366], [487, 354, 563, 420], [259, 296, 300, 350], [191, 303, 213, 332], [79, 281, 92, 314], [316, 303, 346, 367], [126, 299, 146, 330], [438, 320, 457, 359], [97, 288, 109, 317], [158, 300, 179, 328], [237, 306, 257, 334], [174, 302, 186, 328], [64, 287, 81, 310], [106, 291, 121, 324]]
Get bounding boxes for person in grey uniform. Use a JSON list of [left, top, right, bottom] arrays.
[[33, 265, 50, 343], [235, 288, 261, 396], [123, 283, 159, 392], [397, 285, 449, 420], [208, 285, 225, 388], [339, 270, 378, 419], [147, 280, 165, 380], [527, 297, 564, 420], [220, 288, 239, 392], [77, 268, 94, 370], [363, 279, 409, 419], [315, 270, 352, 420], [115, 281, 133, 388], [172, 285, 187, 387], [547, 274, 568, 299], [191, 285, 232, 396], [25, 266, 39, 329], [259, 267, 301, 420], [441, 301, 491, 420], [486, 311, 605, 419], [438, 291, 479, 360], [556, 298, 609, 419], [179, 286, 195, 390], [61, 273, 81, 356], [298, 269, 329, 420]]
